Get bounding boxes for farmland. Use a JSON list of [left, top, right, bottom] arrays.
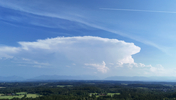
[[0, 81, 175, 100], [26, 94, 41, 98], [0, 95, 24, 99], [57, 85, 73, 88], [107, 93, 120, 97], [90, 92, 120, 98], [0, 92, 40, 99]]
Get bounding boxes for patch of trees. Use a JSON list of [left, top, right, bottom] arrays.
[[0, 81, 176, 100]]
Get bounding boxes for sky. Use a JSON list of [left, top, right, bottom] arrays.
[[0, 0, 176, 78]]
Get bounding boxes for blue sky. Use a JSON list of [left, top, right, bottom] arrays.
[[0, 0, 176, 78]]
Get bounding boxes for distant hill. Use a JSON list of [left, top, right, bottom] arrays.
[[105, 76, 176, 82], [27, 75, 100, 81], [0, 75, 176, 82], [0, 76, 24, 82]]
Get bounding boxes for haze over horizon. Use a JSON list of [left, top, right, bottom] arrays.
[[0, 0, 176, 79]]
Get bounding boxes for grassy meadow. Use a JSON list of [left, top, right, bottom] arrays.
[[0, 92, 41, 99], [90, 92, 120, 98], [57, 85, 73, 87], [107, 93, 120, 97]]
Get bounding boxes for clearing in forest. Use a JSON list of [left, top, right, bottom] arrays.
[[0, 92, 41, 99], [107, 93, 120, 97]]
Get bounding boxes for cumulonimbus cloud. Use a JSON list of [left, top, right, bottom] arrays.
[[85, 61, 109, 73], [0, 36, 141, 73], [0, 1, 166, 53]]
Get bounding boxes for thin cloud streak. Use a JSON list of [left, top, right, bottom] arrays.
[[100, 8, 176, 14], [0, 2, 168, 53]]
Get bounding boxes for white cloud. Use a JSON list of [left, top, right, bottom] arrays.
[[114, 62, 176, 77], [0, 36, 174, 76], [147, 64, 176, 76], [117, 56, 134, 66], [0, 1, 167, 53], [12, 58, 50, 68], [0, 46, 19, 58], [85, 61, 109, 73], [0, 36, 141, 73]]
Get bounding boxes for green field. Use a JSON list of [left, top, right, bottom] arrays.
[[57, 85, 73, 87], [26, 94, 41, 98], [0, 92, 41, 99], [89, 93, 103, 98], [138, 87, 148, 89], [107, 93, 120, 97], [90, 93, 98, 95], [0, 95, 24, 99], [89, 93, 99, 97], [0, 87, 5, 88], [90, 93, 120, 98], [57, 85, 65, 87], [86, 83, 95, 84], [16, 92, 27, 95]]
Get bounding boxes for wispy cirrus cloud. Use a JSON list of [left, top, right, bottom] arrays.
[[0, 1, 168, 54], [100, 8, 176, 14]]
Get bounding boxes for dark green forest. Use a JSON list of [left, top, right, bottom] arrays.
[[0, 80, 176, 100]]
